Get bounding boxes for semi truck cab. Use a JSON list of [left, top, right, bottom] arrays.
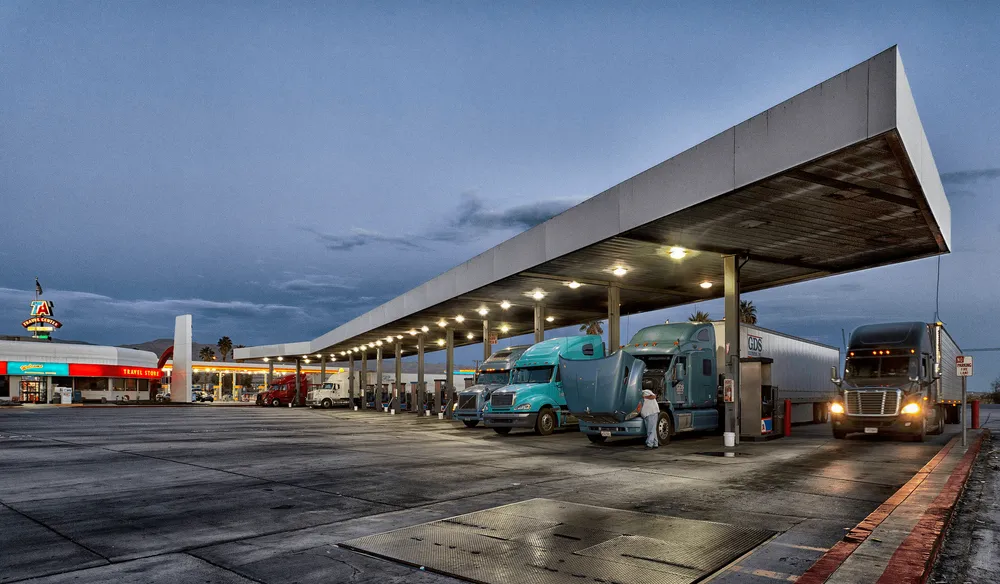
[[261, 374, 309, 407], [483, 335, 604, 436], [453, 345, 531, 428]]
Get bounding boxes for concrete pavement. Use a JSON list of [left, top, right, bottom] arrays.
[[0, 406, 964, 583]]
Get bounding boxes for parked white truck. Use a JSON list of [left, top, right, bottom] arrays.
[[306, 370, 352, 408], [830, 321, 961, 441]]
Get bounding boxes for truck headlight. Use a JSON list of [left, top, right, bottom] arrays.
[[514, 403, 531, 411], [830, 402, 844, 414], [901, 403, 920, 415]]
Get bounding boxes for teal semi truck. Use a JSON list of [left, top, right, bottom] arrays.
[[453, 345, 531, 428], [483, 335, 605, 436], [560, 323, 838, 444]]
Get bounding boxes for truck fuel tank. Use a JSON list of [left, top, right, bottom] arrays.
[[560, 352, 646, 422]]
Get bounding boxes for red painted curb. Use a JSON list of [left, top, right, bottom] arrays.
[[796, 436, 960, 584], [875, 430, 988, 584]]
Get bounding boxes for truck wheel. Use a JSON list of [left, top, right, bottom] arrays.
[[271, 398, 281, 407], [832, 429, 847, 439], [587, 434, 607, 444], [656, 412, 672, 445], [535, 407, 556, 436], [463, 420, 479, 428], [929, 406, 945, 435], [321, 399, 332, 409], [493, 427, 511, 435]]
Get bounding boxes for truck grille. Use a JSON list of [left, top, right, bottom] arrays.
[[457, 394, 478, 411], [845, 390, 900, 416], [491, 393, 514, 408]]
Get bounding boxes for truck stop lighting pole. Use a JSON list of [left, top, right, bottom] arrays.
[[723, 255, 743, 447], [533, 302, 545, 344], [445, 327, 455, 419], [394, 340, 402, 412], [608, 284, 621, 351], [376, 345, 384, 411], [417, 334, 426, 414]]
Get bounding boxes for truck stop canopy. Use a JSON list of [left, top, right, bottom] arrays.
[[235, 47, 949, 364]]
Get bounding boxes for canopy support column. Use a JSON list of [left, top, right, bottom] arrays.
[[445, 328, 455, 418], [294, 359, 301, 407], [483, 318, 491, 361], [608, 283, 621, 351], [394, 341, 402, 412], [376, 345, 384, 411], [361, 350, 368, 410], [724, 254, 742, 446], [348, 353, 355, 408], [417, 335, 425, 414], [533, 302, 545, 343]]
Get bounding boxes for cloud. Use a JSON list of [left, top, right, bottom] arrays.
[[271, 274, 358, 293], [306, 192, 580, 252], [940, 168, 1000, 185]]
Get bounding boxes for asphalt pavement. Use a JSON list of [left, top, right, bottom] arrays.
[[0, 406, 964, 583]]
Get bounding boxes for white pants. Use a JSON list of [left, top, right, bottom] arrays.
[[643, 413, 659, 447]]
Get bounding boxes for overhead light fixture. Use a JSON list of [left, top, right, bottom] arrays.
[[408, 329, 417, 335], [477, 306, 489, 316], [531, 289, 545, 301], [567, 281, 582, 289], [466, 332, 474, 340], [314, 354, 320, 358], [437, 319, 448, 327], [421, 325, 429, 333], [386, 335, 395, 342], [500, 324, 510, 333], [455, 314, 465, 323], [546, 316, 555, 322], [375, 340, 383, 347], [437, 339, 446, 347], [277, 357, 283, 361], [396, 335, 403, 340], [500, 300, 511, 310], [612, 266, 627, 277], [339, 351, 346, 356], [303, 359, 310, 364], [668, 246, 687, 259], [263, 357, 269, 362], [700, 281, 713, 289], [302, 355, 309, 359]]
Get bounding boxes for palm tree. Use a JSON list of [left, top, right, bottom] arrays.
[[740, 300, 758, 325], [579, 320, 604, 335], [199, 347, 216, 362], [688, 311, 712, 323], [217, 336, 233, 362]]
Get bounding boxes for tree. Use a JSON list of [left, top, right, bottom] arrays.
[[199, 347, 216, 362], [740, 300, 758, 325], [990, 376, 1000, 405], [688, 311, 712, 323], [579, 320, 604, 335], [217, 336, 233, 362]]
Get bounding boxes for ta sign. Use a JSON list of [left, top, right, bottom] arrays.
[[956, 355, 973, 377]]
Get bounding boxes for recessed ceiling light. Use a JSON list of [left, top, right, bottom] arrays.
[[437, 339, 445, 346], [420, 325, 429, 333], [500, 324, 510, 333], [546, 316, 555, 322], [375, 340, 383, 346], [567, 281, 582, 289], [531, 290, 545, 301], [466, 332, 474, 340], [277, 357, 283, 361], [477, 306, 489, 316], [396, 335, 403, 339], [500, 300, 512, 310], [612, 266, 627, 277], [700, 281, 713, 289], [263, 357, 269, 362], [669, 247, 687, 259], [455, 314, 465, 323], [408, 329, 417, 335], [437, 319, 448, 327]]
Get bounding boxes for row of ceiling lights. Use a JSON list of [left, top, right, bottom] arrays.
[[262, 247, 715, 362]]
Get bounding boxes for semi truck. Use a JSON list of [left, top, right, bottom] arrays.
[[483, 335, 605, 436], [306, 370, 352, 408], [259, 373, 309, 407], [453, 345, 531, 428], [830, 321, 961, 441], [560, 322, 838, 444]]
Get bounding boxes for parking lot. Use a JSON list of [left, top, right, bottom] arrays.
[[0, 406, 960, 583]]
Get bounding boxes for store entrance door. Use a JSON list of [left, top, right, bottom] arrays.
[[20, 378, 45, 403]]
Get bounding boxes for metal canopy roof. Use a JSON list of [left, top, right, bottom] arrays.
[[236, 47, 950, 362]]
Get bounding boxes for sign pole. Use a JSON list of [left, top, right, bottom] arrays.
[[962, 375, 967, 447]]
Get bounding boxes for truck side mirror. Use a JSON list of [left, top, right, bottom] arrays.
[[830, 366, 842, 387]]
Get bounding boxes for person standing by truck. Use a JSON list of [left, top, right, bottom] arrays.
[[637, 389, 660, 449]]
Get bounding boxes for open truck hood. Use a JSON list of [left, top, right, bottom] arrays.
[[559, 352, 646, 422]]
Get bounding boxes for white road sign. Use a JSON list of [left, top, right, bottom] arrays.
[[956, 355, 973, 377]]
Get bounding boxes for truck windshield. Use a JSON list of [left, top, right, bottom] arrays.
[[509, 366, 554, 384], [845, 356, 915, 380], [476, 371, 509, 385]]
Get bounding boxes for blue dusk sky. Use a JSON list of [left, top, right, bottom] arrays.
[[1, 2, 998, 388]]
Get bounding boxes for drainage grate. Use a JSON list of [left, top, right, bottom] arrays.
[[340, 498, 772, 584]]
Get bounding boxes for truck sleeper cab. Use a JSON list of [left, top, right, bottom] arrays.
[[483, 335, 604, 436], [261, 374, 309, 407], [453, 345, 531, 428]]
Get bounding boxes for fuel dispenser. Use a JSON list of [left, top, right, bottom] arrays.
[[739, 358, 780, 441]]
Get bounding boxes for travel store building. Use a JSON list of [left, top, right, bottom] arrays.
[[0, 340, 161, 403]]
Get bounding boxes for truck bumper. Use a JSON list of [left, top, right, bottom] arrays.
[[453, 410, 482, 422], [484, 412, 537, 429], [580, 419, 645, 437], [832, 414, 923, 435]]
